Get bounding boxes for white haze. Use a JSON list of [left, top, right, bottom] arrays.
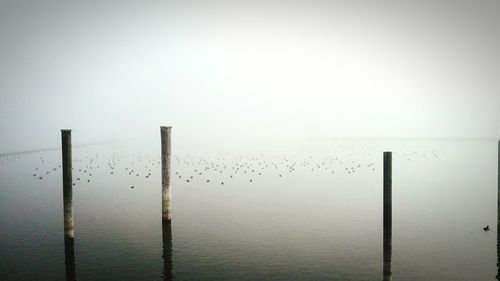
[[0, 0, 499, 153]]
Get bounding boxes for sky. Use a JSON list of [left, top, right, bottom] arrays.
[[0, 0, 499, 153]]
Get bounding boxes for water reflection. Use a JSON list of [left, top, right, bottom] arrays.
[[64, 237, 76, 281], [497, 140, 499, 280], [162, 220, 173, 281], [383, 229, 392, 281]]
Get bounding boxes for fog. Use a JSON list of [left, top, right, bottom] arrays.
[[1, 0, 499, 153]]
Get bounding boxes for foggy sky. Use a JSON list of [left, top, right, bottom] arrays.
[[1, 0, 499, 153]]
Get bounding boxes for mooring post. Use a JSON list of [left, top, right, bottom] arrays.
[[497, 139, 500, 226], [161, 126, 172, 222], [383, 151, 392, 231], [61, 129, 74, 239], [383, 151, 392, 280]]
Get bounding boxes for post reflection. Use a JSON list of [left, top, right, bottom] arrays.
[[64, 237, 76, 281], [497, 140, 500, 280], [497, 219, 499, 280], [383, 229, 392, 281], [162, 219, 173, 281]]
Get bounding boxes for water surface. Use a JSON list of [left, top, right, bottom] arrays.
[[0, 140, 497, 280]]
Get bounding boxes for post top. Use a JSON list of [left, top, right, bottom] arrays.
[[160, 126, 172, 129], [383, 151, 392, 154], [61, 129, 72, 132]]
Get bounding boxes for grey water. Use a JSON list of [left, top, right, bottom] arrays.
[[0, 139, 498, 281]]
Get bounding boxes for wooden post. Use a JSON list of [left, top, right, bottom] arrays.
[[161, 126, 172, 222], [61, 129, 74, 239], [384, 151, 392, 232], [497, 140, 499, 227], [383, 151, 392, 280]]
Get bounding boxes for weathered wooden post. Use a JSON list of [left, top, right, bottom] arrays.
[[161, 126, 172, 222], [62, 129, 76, 281], [384, 151, 392, 233], [383, 151, 392, 281], [497, 139, 500, 224], [61, 129, 74, 239]]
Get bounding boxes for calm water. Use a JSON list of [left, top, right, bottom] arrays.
[[0, 140, 498, 281]]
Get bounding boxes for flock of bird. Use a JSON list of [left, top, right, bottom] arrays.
[[171, 153, 377, 186], [25, 151, 160, 187], [0, 146, 440, 189]]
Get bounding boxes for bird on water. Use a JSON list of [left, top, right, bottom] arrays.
[[483, 225, 490, 231]]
